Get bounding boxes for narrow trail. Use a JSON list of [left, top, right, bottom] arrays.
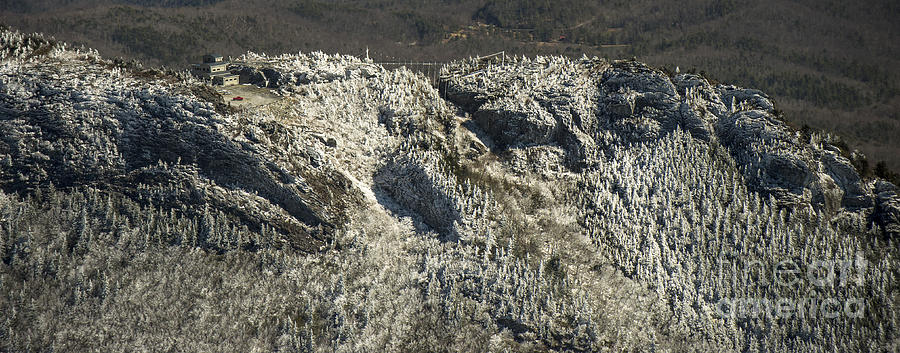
[[567, 16, 599, 30]]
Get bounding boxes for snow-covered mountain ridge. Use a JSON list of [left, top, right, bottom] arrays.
[[1, 29, 898, 352]]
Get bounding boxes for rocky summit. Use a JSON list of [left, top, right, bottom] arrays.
[[1, 29, 898, 352]]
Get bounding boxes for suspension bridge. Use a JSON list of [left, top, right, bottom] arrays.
[[374, 51, 507, 88]]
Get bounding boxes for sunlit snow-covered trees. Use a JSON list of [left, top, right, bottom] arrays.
[[1, 28, 898, 352]]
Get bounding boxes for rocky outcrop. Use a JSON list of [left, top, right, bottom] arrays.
[[671, 74, 727, 141], [229, 64, 307, 88], [441, 56, 604, 169], [473, 96, 558, 148], [229, 52, 382, 90], [822, 152, 872, 208], [597, 61, 682, 142], [230, 65, 268, 86], [874, 181, 900, 235], [441, 56, 886, 222], [717, 85, 775, 113], [714, 109, 817, 205]]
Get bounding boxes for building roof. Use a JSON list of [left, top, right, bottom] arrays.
[[202, 54, 224, 63], [193, 62, 228, 68]]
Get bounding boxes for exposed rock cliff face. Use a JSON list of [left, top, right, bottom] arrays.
[[1, 29, 898, 352], [442, 57, 894, 226], [875, 180, 900, 234]]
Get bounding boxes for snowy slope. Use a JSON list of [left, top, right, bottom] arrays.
[[1, 29, 899, 352]]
